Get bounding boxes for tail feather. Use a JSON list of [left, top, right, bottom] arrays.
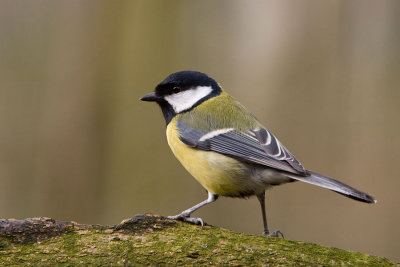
[[287, 170, 377, 204]]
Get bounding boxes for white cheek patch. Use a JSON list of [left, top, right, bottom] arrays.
[[164, 86, 213, 113]]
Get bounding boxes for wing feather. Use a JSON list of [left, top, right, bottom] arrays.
[[177, 119, 308, 175]]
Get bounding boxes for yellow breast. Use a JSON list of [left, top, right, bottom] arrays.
[[166, 117, 252, 196]]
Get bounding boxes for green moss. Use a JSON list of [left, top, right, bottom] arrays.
[[0, 238, 11, 250], [0, 216, 397, 266]]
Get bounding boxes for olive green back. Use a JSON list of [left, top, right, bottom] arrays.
[[178, 91, 263, 132]]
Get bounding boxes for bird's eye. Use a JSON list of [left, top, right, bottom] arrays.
[[172, 86, 181, 94]]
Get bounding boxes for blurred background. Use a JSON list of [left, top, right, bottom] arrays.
[[1, 0, 399, 262]]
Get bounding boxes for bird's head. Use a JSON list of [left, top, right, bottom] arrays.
[[141, 71, 221, 124]]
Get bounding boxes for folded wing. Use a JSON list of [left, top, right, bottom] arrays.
[[177, 118, 308, 176]]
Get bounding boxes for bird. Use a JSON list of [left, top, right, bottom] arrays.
[[140, 70, 376, 237]]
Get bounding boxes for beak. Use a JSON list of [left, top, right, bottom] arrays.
[[140, 92, 160, 102]]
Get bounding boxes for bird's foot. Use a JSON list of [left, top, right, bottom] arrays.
[[167, 214, 204, 228], [262, 230, 284, 238]]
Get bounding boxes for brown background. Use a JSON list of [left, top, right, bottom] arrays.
[[1, 0, 399, 262]]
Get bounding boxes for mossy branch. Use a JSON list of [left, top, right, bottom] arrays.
[[0, 214, 397, 266]]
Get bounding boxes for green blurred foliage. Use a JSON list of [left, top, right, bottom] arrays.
[[0, 0, 399, 262]]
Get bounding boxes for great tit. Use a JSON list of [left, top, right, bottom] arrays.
[[140, 71, 376, 237]]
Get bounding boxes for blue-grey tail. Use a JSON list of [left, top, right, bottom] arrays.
[[287, 170, 376, 204]]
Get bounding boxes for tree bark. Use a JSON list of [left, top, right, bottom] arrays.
[[0, 214, 396, 266]]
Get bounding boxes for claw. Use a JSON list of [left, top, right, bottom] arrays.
[[167, 215, 183, 220], [167, 215, 205, 228], [263, 230, 284, 238], [184, 217, 204, 228]]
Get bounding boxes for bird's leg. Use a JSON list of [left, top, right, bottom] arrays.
[[257, 191, 284, 238], [168, 192, 218, 227]]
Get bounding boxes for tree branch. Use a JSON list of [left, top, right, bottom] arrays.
[[0, 214, 396, 266]]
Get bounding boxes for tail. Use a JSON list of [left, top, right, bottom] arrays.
[[287, 170, 377, 204]]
